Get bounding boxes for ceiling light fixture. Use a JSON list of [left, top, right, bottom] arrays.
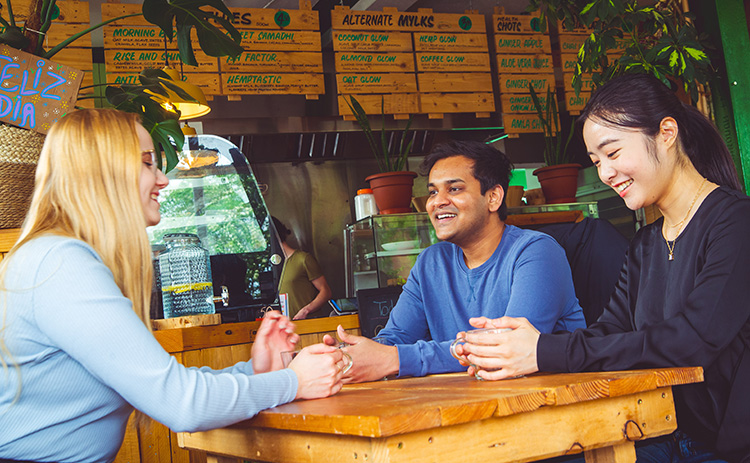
[[157, 66, 211, 120], [148, 37, 211, 121]]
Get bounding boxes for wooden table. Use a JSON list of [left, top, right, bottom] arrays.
[[114, 315, 361, 463], [178, 367, 703, 463]]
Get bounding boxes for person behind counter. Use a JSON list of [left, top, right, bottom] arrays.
[[0, 109, 346, 463], [455, 74, 749, 462], [273, 216, 332, 320], [326, 140, 586, 382]]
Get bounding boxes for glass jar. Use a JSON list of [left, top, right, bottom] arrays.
[[158, 233, 215, 319], [354, 188, 378, 221]]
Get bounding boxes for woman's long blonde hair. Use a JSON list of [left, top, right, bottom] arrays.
[[1, 108, 153, 327]]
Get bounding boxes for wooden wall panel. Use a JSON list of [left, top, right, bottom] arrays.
[[337, 73, 417, 94], [333, 31, 413, 52], [101, 2, 324, 97], [413, 32, 488, 52], [220, 51, 322, 73], [417, 72, 492, 93], [333, 6, 493, 118], [493, 11, 553, 134]]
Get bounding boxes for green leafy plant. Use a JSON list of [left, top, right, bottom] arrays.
[[0, 0, 244, 171], [526, 0, 712, 102], [345, 95, 415, 173], [104, 69, 197, 172], [529, 83, 574, 166], [142, 0, 243, 67]]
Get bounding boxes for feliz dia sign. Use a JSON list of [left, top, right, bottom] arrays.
[[0, 46, 83, 134]]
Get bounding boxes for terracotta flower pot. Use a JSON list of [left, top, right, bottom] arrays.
[[532, 163, 581, 204], [365, 171, 418, 214]]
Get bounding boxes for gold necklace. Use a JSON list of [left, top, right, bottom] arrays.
[[664, 178, 707, 261]]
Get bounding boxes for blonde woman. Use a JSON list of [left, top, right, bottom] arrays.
[[0, 109, 345, 463]]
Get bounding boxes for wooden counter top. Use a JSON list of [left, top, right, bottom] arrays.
[[153, 314, 360, 353]]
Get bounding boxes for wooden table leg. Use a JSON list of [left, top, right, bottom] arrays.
[[584, 442, 636, 463]]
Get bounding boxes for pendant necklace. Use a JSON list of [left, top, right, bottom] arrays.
[[663, 178, 707, 261]]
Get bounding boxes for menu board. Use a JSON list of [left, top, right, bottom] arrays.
[[332, 6, 493, 119], [558, 31, 627, 113], [102, 3, 220, 97], [102, 1, 324, 98], [220, 5, 323, 97], [493, 10, 555, 134], [1, 0, 94, 108]]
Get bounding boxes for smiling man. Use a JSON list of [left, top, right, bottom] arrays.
[[330, 141, 585, 382]]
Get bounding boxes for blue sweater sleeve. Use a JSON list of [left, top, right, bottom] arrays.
[[502, 235, 584, 333], [31, 239, 297, 432], [376, 266, 454, 377], [379, 233, 584, 378]]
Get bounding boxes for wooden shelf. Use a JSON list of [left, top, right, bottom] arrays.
[[506, 209, 584, 227]]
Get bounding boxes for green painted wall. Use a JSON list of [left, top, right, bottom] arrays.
[[704, 0, 750, 192]]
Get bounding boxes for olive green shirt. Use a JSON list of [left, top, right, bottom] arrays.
[[278, 250, 324, 318]]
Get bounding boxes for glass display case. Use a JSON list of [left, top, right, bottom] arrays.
[[344, 203, 600, 297], [344, 213, 438, 297], [147, 134, 283, 322]]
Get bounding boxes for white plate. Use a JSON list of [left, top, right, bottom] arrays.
[[382, 240, 420, 251]]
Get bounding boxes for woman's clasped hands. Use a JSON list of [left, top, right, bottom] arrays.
[[454, 316, 542, 380], [251, 310, 345, 399], [287, 344, 346, 399]]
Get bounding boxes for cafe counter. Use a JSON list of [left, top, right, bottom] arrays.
[[113, 314, 361, 463]]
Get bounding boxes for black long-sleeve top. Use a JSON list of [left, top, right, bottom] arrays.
[[538, 187, 750, 462]]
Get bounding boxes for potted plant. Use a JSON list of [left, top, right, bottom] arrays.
[[526, 0, 712, 102], [523, 0, 712, 204], [0, 0, 243, 228], [345, 95, 417, 214], [528, 83, 578, 204]]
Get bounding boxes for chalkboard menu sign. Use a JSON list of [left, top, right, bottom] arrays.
[[332, 6, 493, 119], [356, 286, 402, 338]]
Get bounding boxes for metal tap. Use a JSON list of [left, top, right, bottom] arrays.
[[212, 285, 229, 307]]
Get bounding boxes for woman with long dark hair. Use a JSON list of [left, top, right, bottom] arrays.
[[455, 74, 749, 462]]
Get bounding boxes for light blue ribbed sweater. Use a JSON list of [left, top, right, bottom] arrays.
[[0, 236, 297, 463]]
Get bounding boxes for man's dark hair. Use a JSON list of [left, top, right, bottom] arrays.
[[420, 140, 514, 220]]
